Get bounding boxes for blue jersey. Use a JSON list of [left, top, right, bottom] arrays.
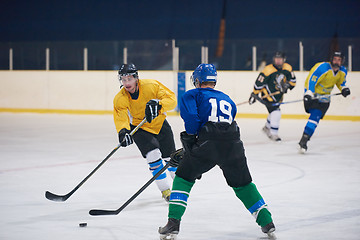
[[180, 88, 237, 135]]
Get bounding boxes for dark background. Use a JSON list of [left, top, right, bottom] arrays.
[[1, 0, 359, 70], [1, 0, 359, 41]]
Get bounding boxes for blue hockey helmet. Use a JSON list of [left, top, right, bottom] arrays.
[[191, 63, 217, 87]]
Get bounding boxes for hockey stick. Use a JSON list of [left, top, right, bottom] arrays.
[[271, 93, 342, 106], [45, 118, 147, 202], [89, 161, 171, 216], [236, 91, 280, 106]]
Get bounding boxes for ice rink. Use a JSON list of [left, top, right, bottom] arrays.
[[0, 113, 359, 240]]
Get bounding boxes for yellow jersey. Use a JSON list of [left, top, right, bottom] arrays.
[[305, 62, 347, 95], [113, 79, 177, 135]]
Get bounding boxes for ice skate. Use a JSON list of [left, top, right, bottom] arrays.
[[161, 189, 171, 202], [262, 126, 272, 138], [261, 221, 276, 239], [159, 218, 180, 240], [263, 126, 281, 142], [269, 134, 281, 142], [298, 133, 310, 153]]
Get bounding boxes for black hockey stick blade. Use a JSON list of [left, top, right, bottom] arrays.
[[45, 191, 71, 202], [89, 161, 171, 216], [89, 209, 119, 216]]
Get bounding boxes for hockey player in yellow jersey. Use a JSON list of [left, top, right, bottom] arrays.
[[249, 51, 296, 141], [113, 63, 177, 201], [299, 52, 351, 152]]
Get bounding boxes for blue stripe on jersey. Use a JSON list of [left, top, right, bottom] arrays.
[[339, 66, 348, 87], [248, 198, 266, 214], [308, 62, 331, 92], [169, 192, 189, 202], [340, 65, 348, 76]]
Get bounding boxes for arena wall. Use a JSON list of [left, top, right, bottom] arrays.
[[0, 70, 359, 120]]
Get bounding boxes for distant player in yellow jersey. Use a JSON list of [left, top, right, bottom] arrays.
[[249, 52, 296, 141], [299, 52, 351, 152], [113, 63, 177, 201]]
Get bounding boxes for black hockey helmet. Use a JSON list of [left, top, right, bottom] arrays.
[[273, 51, 286, 60], [118, 63, 138, 79], [330, 51, 345, 66], [273, 51, 286, 69]]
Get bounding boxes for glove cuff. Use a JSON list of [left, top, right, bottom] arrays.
[[304, 90, 314, 97]]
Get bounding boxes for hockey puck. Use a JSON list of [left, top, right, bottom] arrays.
[[79, 222, 87, 227]]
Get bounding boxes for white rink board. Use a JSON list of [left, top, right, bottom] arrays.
[[0, 70, 359, 116]]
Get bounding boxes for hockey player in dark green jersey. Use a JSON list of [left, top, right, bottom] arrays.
[[249, 51, 296, 141]]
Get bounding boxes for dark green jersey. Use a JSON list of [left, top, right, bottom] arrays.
[[253, 63, 296, 103]]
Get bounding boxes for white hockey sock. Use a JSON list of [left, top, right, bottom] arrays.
[[269, 109, 281, 135], [163, 156, 176, 179], [266, 115, 271, 129], [146, 149, 171, 192]]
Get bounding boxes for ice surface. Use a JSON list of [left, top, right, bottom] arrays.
[[0, 113, 359, 240]]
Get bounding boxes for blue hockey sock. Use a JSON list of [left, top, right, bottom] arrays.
[[304, 109, 322, 137]]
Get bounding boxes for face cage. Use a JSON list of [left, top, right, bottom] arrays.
[[118, 73, 138, 85]]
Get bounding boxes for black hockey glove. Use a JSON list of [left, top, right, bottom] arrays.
[[280, 81, 291, 93], [145, 99, 162, 123], [303, 91, 315, 111], [169, 148, 184, 167], [249, 92, 268, 106], [248, 93, 257, 105], [341, 87, 350, 97], [303, 94, 313, 103], [180, 131, 197, 152], [118, 128, 134, 147]]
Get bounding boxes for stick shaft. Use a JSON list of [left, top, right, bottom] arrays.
[[89, 162, 171, 216], [45, 118, 147, 202], [236, 91, 280, 106], [272, 93, 342, 106]]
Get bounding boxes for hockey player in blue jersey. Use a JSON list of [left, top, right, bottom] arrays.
[[159, 64, 275, 239], [299, 52, 351, 152]]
